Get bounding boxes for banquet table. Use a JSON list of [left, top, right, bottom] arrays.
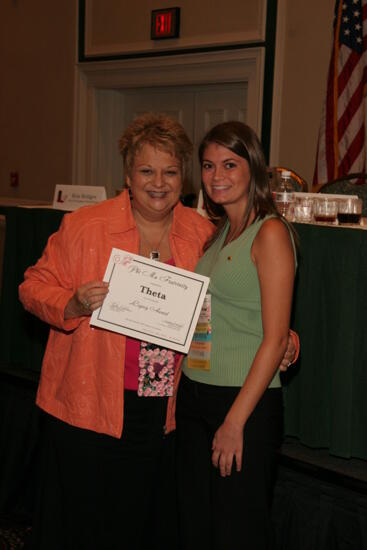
[[0, 206, 366, 460], [0, 206, 65, 374], [284, 221, 367, 460]]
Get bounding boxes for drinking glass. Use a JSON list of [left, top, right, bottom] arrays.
[[313, 198, 338, 224], [294, 197, 313, 223], [273, 191, 295, 221], [337, 197, 362, 225]]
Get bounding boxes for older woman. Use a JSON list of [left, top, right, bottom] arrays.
[[19, 113, 213, 550], [19, 114, 297, 550]]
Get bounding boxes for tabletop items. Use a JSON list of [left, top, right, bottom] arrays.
[[313, 198, 338, 224], [273, 191, 363, 227], [273, 170, 295, 218], [337, 197, 363, 224]]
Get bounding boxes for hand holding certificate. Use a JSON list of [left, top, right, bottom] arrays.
[[90, 248, 210, 354]]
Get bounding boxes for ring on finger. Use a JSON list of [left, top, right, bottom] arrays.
[[83, 299, 91, 309]]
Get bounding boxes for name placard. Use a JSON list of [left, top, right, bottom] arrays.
[[53, 185, 107, 211]]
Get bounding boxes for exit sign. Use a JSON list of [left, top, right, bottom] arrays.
[[151, 7, 180, 40]]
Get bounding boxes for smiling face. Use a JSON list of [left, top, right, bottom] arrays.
[[201, 143, 252, 215], [127, 143, 183, 221]]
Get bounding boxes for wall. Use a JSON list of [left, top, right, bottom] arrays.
[[274, 0, 335, 188], [0, 1, 77, 202], [0, 0, 335, 201], [85, 0, 265, 56]]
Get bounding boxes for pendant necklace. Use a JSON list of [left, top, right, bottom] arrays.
[[138, 216, 172, 261]]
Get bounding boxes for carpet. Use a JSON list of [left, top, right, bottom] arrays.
[[0, 523, 31, 550]]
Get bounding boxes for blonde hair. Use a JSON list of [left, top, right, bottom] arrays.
[[119, 112, 193, 180]]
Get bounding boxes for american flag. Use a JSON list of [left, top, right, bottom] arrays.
[[313, 0, 367, 188]]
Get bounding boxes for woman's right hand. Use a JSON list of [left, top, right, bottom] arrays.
[[64, 281, 109, 319]]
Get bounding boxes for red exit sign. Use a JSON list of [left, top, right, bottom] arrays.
[[151, 7, 180, 40]]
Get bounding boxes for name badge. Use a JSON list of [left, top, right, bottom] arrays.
[[187, 294, 211, 370]]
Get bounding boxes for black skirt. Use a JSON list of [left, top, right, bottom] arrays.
[[28, 391, 177, 550]]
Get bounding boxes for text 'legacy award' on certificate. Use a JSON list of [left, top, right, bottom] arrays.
[[90, 248, 210, 354]]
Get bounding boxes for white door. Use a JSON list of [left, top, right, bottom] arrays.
[[192, 85, 247, 194], [74, 49, 264, 194], [123, 82, 248, 197]]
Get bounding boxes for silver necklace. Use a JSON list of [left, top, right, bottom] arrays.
[[150, 250, 160, 260], [138, 218, 171, 261]]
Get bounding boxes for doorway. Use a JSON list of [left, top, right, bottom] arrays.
[[117, 82, 247, 196], [73, 48, 264, 197]]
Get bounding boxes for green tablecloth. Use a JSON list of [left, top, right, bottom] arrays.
[[0, 206, 65, 374], [0, 208, 366, 459], [284, 223, 367, 460]]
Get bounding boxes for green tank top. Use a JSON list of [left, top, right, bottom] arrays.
[[183, 215, 291, 387]]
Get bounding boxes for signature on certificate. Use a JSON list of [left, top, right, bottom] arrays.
[[109, 302, 132, 313], [162, 320, 184, 331]]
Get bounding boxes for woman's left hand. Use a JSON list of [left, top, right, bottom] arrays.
[[212, 420, 243, 477], [279, 331, 296, 372]]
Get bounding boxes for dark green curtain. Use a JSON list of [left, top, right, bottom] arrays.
[[0, 207, 64, 374], [283, 223, 367, 460]]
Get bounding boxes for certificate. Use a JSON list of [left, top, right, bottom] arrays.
[[90, 248, 210, 354]]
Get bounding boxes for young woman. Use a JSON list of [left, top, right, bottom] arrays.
[[176, 121, 297, 550]]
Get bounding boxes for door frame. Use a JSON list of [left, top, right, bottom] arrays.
[[72, 48, 265, 188]]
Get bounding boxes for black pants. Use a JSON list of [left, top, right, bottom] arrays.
[[29, 391, 173, 550], [176, 374, 283, 550]]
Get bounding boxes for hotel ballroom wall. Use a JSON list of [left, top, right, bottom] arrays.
[[0, 0, 334, 202]]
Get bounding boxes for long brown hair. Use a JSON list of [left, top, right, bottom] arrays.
[[198, 121, 279, 249]]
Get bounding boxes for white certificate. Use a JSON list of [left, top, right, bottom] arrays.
[[90, 248, 210, 354]]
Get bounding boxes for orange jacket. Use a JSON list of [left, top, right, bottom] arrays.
[[19, 191, 214, 438]]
